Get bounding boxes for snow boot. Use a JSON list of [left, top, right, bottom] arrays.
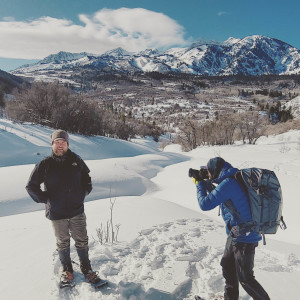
[[85, 270, 101, 284], [58, 248, 73, 273], [76, 247, 92, 275], [76, 247, 101, 284]]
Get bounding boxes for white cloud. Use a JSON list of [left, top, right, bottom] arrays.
[[2, 17, 16, 22], [217, 11, 229, 17], [0, 8, 187, 59]]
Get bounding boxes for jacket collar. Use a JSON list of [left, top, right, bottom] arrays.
[[212, 161, 238, 184]]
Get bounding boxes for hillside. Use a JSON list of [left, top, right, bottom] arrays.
[[3, 73, 300, 145], [0, 69, 26, 93], [284, 96, 300, 119], [0, 119, 299, 299], [81, 74, 300, 134]]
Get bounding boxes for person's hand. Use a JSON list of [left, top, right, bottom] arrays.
[[193, 178, 198, 185]]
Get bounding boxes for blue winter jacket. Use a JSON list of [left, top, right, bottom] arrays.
[[196, 161, 261, 244]]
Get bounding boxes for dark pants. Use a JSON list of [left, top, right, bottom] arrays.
[[220, 237, 270, 300]]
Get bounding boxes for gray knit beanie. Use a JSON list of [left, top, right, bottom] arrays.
[[50, 129, 69, 144], [207, 157, 225, 180]]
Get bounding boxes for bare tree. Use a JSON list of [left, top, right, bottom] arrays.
[[219, 114, 239, 145], [237, 111, 267, 144], [176, 120, 198, 151], [177, 110, 267, 150]]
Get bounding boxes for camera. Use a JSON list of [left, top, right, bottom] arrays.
[[188, 167, 209, 181]]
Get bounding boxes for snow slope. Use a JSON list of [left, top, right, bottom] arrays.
[[0, 118, 299, 300], [284, 96, 300, 119], [0, 118, 160, 167]]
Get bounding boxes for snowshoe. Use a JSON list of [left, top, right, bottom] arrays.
[[59, 271, 75, 289], [85, 270, 107, 289]]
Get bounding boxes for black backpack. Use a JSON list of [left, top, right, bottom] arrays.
[[234, 168, 287, 244]]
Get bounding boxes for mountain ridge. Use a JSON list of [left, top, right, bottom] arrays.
[[11, 35, 300, 81]]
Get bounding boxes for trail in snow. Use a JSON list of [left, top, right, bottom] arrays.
[[48, 218, 300, 300]]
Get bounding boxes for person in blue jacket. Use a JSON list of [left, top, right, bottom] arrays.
[[194, 157, 270, 300]]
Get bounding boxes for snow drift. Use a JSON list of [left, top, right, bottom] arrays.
[[0, 118, 299, 299]]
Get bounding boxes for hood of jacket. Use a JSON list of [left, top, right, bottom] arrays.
[[212, 161, 239, 184]]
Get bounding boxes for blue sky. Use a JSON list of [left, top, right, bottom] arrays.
[[1, 0, 299, 71]]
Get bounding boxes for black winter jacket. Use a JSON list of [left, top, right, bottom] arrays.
[[26, 149, 92, 220]]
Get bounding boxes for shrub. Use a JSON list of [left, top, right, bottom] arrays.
[[5, 82, 161, 140]]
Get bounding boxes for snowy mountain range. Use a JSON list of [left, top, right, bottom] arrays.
[[11, 35, 300, 80]]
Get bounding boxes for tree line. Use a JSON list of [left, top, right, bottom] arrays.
[[5, 82, 161, 141], [175, 111, 268, 151], [2, 77, 297, 148]]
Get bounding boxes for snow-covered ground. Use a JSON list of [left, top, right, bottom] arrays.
[[0, 118, 299, 300], [284, 95, 300, 119]]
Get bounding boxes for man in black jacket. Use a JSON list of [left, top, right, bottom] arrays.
[[26, 129, 100, 287]]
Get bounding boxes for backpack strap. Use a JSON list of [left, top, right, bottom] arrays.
[[280, 216, 287, 230], [223, 199, 254, 236], [262, 233, 266, 245]]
